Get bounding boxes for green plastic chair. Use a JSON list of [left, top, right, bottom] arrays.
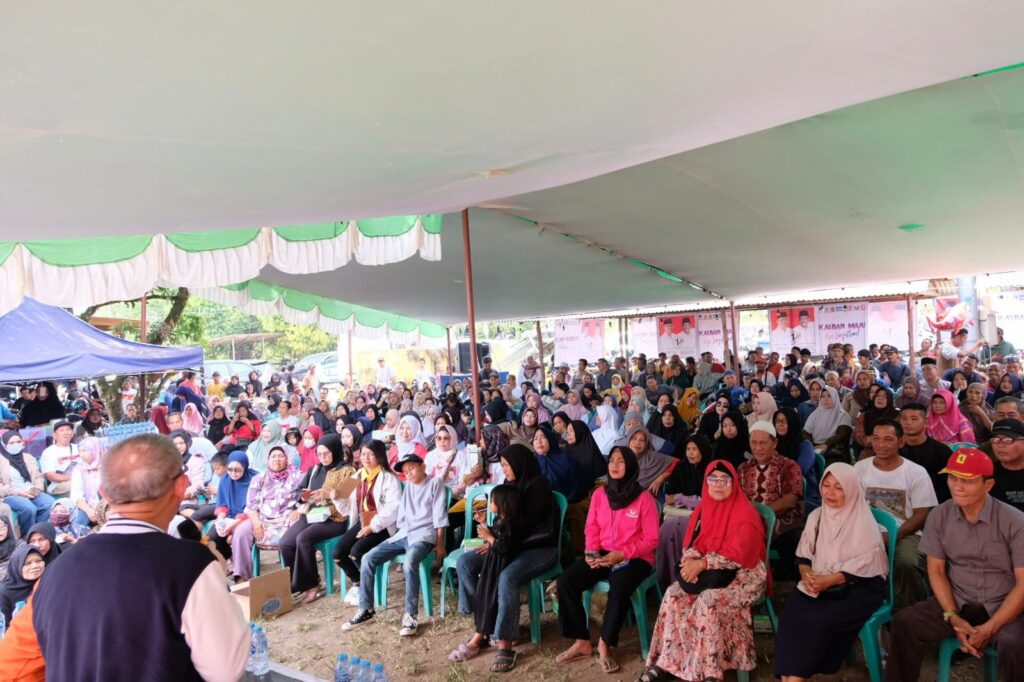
[[440, 483, 497, 617], [815, 453, 826, 481], [736, 502, 777, 682], [374, 487, 452, 617], [937, 638, 998, 681], [527, 491, 569, 644], [317, 532, 346, 596], [846, 507, 899, 682], [582, 572, 662, 660], [251, 542, 286, 577]]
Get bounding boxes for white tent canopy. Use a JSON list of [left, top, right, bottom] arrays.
[[4, 3, 1024, 328]]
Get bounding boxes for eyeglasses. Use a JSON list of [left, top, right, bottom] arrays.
[[992, 436, 1023, 445], [706, 476, 733, 486], [227, 466, 244, 473]]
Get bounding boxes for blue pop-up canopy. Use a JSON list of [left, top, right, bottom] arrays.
[[0, 297, 203, 382]]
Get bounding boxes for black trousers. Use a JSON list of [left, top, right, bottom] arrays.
[[771, 527, 803, 580], [190, 503, 218, 523], [885, 597, 1024, 682], [279, 516, 349, 593], [557, 557, 652, 647], [333, 522, 390, 583]]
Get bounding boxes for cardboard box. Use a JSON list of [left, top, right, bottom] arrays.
[[231, 567, 293, 620]]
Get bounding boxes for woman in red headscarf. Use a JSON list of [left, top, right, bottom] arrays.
[[640, 459, 767, 682]]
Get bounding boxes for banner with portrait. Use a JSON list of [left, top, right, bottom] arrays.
[[631, 316, 659, 358], [554, 318, 606, 366], [814, 302, 867, 355], [657, 314, 699, 358], [866, 300, 910, 351]]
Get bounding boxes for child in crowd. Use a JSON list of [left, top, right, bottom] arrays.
[[342, 452, 448, 637]]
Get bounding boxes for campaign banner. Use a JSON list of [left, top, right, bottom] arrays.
[[697, 311, 725, 357], [740, 310, 770, 352], [866, 300, 910, 351], [992, 292, 1024, 350], [815, 302, 867, 354], [631, 316, 659, 358], [658, 314, 699, 358], [554, 318, 605, 366], [769, 307, 817, 352]]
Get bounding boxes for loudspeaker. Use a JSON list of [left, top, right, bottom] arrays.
[[457, 341, 491, 373]]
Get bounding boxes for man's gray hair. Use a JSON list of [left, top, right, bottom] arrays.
[[101, 434, 182, 504], [995, 396, 1022, 412]]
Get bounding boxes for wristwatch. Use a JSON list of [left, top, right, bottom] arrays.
[[942, 609, 958, 623]]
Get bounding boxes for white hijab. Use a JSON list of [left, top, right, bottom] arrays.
[[592, 404, 619, 455], [803, 386, 852, 444]]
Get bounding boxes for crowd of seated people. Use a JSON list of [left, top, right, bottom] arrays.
[[2, 338, 1024, 680]]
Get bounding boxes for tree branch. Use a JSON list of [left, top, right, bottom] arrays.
[[147, 288, 190, 345]]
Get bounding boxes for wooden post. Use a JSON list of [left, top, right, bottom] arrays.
[[907, 295, 917, 372], [729, 302, 741, 373], [461, 209, 483, 441], [347, 330, 355, 387], [719, 309, 729, 367], [536, 320, 545, 391], [139, 294, 148, 413], [446, 327, 455, 387]]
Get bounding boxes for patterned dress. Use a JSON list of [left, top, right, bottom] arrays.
[[646, 548, 767, 681], [245, 467, 304, 545]]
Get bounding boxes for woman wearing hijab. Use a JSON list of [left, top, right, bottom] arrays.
[[780, 378, 810, 410], [797, 378, 825, 426], [18, 382, 65, 427], [711, 410, 750, 469], [280, 434, 357, 601], [960, 382, 995, 443], [842, 369, 876, 421], [247, 420, 293, 472], [565, 420, 607, 483], [927, 389, 976, 446], [775, 463, 888, 680], [205, 405, 230, 446], [642, 460, 767, 682], [625, 425, 677, 494], [699, 392, 733, 441], [676, 388, 702, 431], [168, 430, 208, 504], [532, 427, 591, 505], [802, 386, 853, 460], [483, 396, 512, 426], [854, 388, 898, 460], [150, 403, 171, 435], [26, 522, 62, 565], [773, 408, 821, 512], [497, 406, 541, 449], [0, 515, 17, 581], [0, 544, 45, 622], [180, 403, 205, 437], [745, 391, 778, 429], [894, 376, 925, 409], [990, 373, 1023, 405], [296, 424, 324, 473], [0, 430, 55, 538], [209, 451, 258, 562], [453, 444, 558, 674], [389, 414, 428, 471], [591, 404, 620, 456], [649, 404, 689, 457], [225, 402, 262, 449], [425, 424, 478, 498], [524, 391, 551, 424], [657, 434, 713, 588], [171, 385, 209, 419], [72, 408, 106, 442], [70, 437, 104, 527], [555, 445, 659, 674], [229, 445, 303, 582], [560, 391, 588, 422], [225, 375, 245, 399]]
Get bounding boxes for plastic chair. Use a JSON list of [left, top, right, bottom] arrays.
[[374, 487, 452, 617], [582, 572, 662, 660], [736, 503, 777, 682], [440, 483, 497, 617], [527, 491, 569, 644], [815, 453, 826, 481], [317, 533, 346, 596], [937, 638, 998, 682], [949, 441, 978, 452], [846, 507, 900, 682], [251, 542, 285, 577]]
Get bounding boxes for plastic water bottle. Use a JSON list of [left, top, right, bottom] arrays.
[[360, 660, 371, 681], [0, 611, 6, 640], [335, 654, 350, 682], [371, 662, 388, 682], [348, 656, 361, 680], [11, 601, 25, 622], [245, 624, 257, 673], [250, 625, 270, 675]]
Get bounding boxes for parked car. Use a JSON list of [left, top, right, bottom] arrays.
[[293, 352, 333, 382], [202, 360, 258, 385]]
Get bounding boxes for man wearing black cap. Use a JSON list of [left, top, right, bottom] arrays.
[[342, 453, 448, 638], [991, 419, 1024, 513], [918, 357, 950, 402]]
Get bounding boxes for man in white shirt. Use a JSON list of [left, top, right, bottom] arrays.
[[413, 358, 434, 392], [938, 328, 987, 374], [275, 400, 300, 431], [39, 421, 78, 496], [855, 418, 939, 607], [375, 357, 396, 388]]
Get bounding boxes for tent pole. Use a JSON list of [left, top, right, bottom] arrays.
[[347, 330, 355, 388], [446, 327, 454, 387], [461, 209, 483, 443], [907, 295, 917, 373], [729, 302, 741, 373], [139, 294, 148, 414], [536, 320, 545, 391], [719, 309, 729, 367]]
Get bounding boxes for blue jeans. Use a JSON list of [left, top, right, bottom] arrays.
[[457, 545, 559, 641], [5, 493, 56, 537], [358, 537, 435, 615]]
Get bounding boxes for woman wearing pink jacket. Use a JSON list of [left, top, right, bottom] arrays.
[[554, 445, 660, 674]]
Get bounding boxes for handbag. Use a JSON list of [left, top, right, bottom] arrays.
[[678, 567, 738, 594]]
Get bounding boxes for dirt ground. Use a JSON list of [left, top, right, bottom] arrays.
[[256, 561, 985, 682]]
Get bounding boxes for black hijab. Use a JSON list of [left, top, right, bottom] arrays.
[[26, 522, 61, 564], [19, 381, 66, 427], [566, 419, 606, 481], [499, 443, 541, 490], [0, 545, 44, 621], [666, 433, 712, 497], [604, 446, 644, 510], [862, 388, 899, 438], [0, 515, 15, 563], [649, 404, 689, 456], [169, 429, 194, 466], [206, 405, 230, 444], [772, 408, 804, 461], [711, 410, 750, 469], [303, 434, 349, 492], [484, 396, 511, 425], [0, 430, 31, 482]]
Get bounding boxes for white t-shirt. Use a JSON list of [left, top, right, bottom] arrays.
[[854, 457, 938, 534], [39, 443, 78, 480], [276, 415, 300, 431]]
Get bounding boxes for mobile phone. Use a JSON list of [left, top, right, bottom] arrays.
[[585, 551, 601, 560]]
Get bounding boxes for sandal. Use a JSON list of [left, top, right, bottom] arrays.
[[596, 654, 620, 674], [555, 647, 592, 664], [490, 648, 518, 673], [448, 643, 481, 662], [637, 666, 665, 682]]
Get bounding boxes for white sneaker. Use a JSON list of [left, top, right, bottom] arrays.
[[341, 608, 375, 631], [399, 613, 418, 637], [343, 585, 360, 606]]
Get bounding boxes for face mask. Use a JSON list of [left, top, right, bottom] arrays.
[[303, 438, 316, 448], [50, 511, 70, 525], [6, 444, 23, 455]]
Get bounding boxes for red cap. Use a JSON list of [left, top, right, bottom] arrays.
[[939, 448, 994, 479]]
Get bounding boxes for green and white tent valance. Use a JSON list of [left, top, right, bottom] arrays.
[[0, 216, 441, 314], [196, 280, 448, 344]]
